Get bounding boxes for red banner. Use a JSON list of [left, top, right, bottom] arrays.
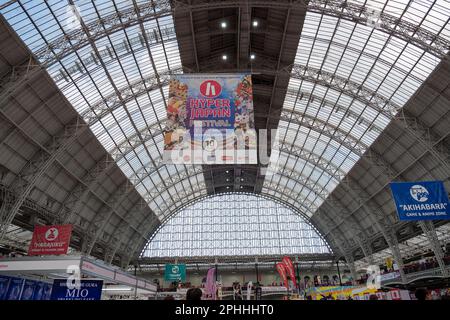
[[282, 256, 297, 288], [28, 225, 72, 256], [276, 263, 288, 288]]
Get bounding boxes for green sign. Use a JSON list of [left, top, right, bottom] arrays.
[[164, 264, 186, 282]]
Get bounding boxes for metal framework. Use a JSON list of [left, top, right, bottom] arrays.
[[142, 193, 331, 258], [0, 0, 448, 273]]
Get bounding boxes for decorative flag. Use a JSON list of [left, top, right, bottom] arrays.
[[276, 263, 288, 288], [205, 268, 216, 300], [247, 281, 252, 300], [163, 74, 257, 164], [28, 225, 72, 256], [282, 256, 297, 288]]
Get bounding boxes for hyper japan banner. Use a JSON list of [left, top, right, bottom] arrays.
[[28, 225, 72, 256], [163, 73, 257, 164]]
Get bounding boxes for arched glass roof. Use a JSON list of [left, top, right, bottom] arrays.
[[0, 0, 448, 240], [267, 1, 449, 210], [142, 193, 331, 258]]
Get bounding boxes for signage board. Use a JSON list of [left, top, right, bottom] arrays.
[[390, 181, 449, 220], [163, 74, 257, 164], [50, 279, 103, 300], [28, 225, 73, 255], [5, 277, 23, 300], [164, 264, 186, 282]]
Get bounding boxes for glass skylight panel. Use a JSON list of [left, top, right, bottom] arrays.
[[0, 1, 191, 221], [271, 1, 449, 217], [143, 193, 331, 258]]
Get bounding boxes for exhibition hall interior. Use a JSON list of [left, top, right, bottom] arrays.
[[0, 0, 449, 302]]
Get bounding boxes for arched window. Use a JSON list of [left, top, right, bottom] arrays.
[[142, 193, 331, 258]]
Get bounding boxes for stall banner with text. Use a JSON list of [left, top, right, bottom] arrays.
[[390, 181, 449, 221], [164, 264, 186, 282], [50, 279, 103, 300], [28, 224, 73, 255], [0, 276, 52, 300], [163, 73, 257, 164]]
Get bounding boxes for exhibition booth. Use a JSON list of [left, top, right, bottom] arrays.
[[0, 255, 156, 300]]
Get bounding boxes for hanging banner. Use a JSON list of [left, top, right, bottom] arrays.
[[282, 256, 297, 288], [50, 279, 102, 300], [164, 264, 186, 282], [28, 224, 73, 256], [276, 263, 288, 288], [163, 73, 257, 164], [390, 181, 449, 220]]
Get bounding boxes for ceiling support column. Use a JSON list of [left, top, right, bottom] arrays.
[[380, 225, 407, 284], [418, 220, 449, 277], [343, 254, 359, 286]]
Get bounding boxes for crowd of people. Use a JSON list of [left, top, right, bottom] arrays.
[[403, 255, 450, 274]]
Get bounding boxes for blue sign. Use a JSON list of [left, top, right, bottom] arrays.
[[0, 275, 10, 300], [5, 277, 23, 300], [33, 281, 45, 300], [390, 181, 450, 221], [50, 279, 103, 300], [42, 283, 53, 300], [20, 280, 37, 300]]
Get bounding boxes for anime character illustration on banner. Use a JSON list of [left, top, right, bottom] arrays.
[[163, 74, 257, 164]]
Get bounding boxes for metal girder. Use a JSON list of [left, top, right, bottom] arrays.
[[279, 109, 369, 156], [282, 89, 383, 134], [310, 215, 346, 259], [0, 183, 125, 257], [127, 141, 343, 217], [307, 0, 450, 58], [289, 64, 450, 171], [322, 163, 405, 273], [0, 84, 149, 255], [0, 56, 42, 106], [278, 142, 346, 180], [289, 64, 400, 118], [80, 67, 181, 124], [397, 110, 450, 175], [141, 191, 334, 256], [82, 63, 446, 176], [418, 221, 449, 277], [107, 190, 161, 256], [325, 139, 448, 281], [7, 0, 444, 71], [83, 181, 141, 255], [33, 1, 174, 68], [379, 222, 408, 284], [328, 134, 449, 236], [54, 155, 116, 224], [0, 117, 88, 241], [342, 252, 359, 285], [108, 107, 366, 184], [122, 210, 160, 267]]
